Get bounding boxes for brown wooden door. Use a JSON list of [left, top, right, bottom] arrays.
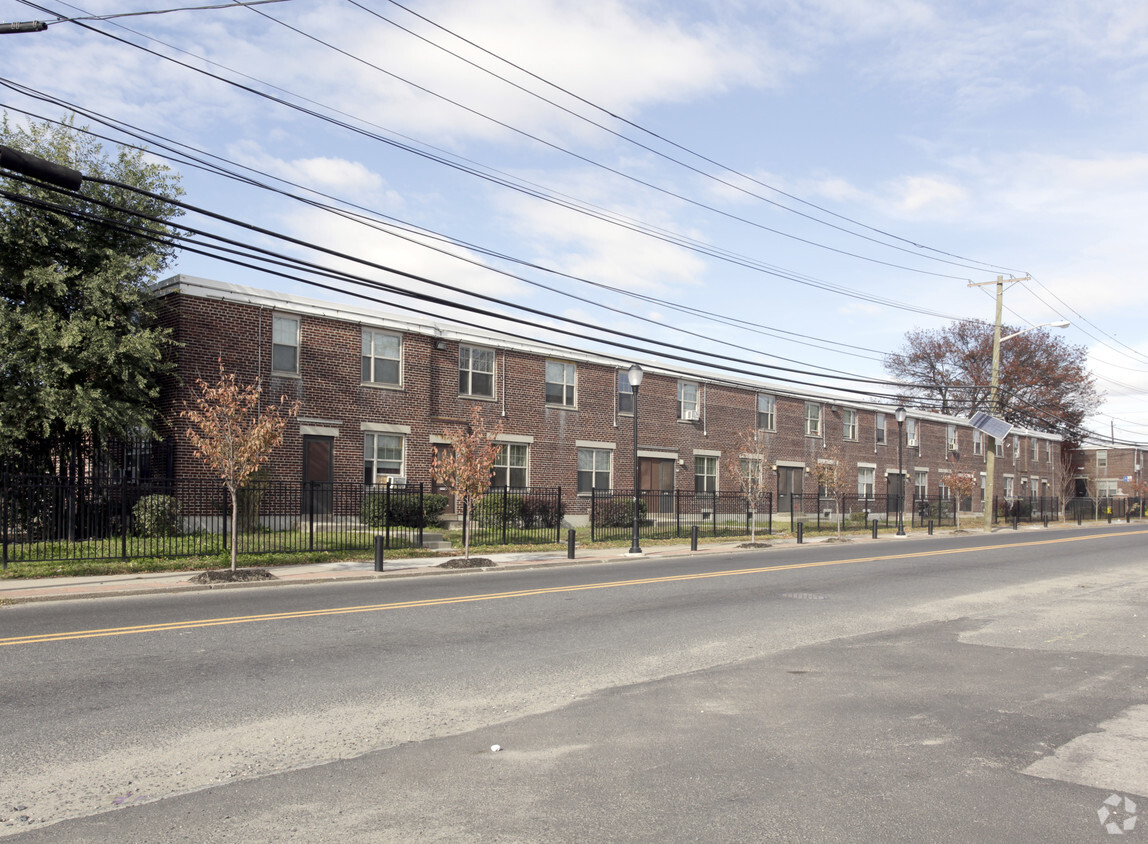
[[639, 458, 675, 514], [302, 435, 333, 515], [778, 466, 803, 513], [432, 445, 458, 513]]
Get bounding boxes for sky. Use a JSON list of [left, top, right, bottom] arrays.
[[2, 0, 1148, 444]]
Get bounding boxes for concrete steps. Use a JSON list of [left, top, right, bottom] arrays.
[[420, 531, 455, 551]]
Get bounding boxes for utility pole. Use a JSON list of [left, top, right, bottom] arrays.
[[968, 274, 1029, 532]]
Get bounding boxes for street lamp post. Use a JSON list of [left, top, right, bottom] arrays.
[[895, 405, 907, 536], [628, 364, 644, 555]]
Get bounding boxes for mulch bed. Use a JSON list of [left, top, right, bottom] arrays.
[[735, 542, 772, 549], [437, 558, 496, 569], [189, 568, 277, 583]]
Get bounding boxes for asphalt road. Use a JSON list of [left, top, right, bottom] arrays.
[[2, 525, 1147, 841]]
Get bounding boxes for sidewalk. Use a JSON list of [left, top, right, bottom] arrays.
[[1, 519, 1115, 605], [0, 539, 755, 604]]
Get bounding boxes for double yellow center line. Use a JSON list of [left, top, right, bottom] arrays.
[[2, 530, 1142, 647]]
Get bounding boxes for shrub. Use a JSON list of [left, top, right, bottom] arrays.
[[360, 491, 448, 528], [133, 494, 182, 537], [475, 494, 565, 529], [592, 498, 648, 528]]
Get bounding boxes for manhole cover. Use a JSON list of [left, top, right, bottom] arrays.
[[779, 592, 827, 600]]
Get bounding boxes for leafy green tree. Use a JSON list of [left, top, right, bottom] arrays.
[[0, 114, 183, 463]]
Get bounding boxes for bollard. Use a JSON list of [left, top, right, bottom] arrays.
[[1043, 513, 1049, 528], [871, 519, 878, 539], [928, 520, 934, 536], [691, 524, 699, 551], [1012, 513, 1019, 530], [1127, 509, 1132, 524], [374, 534, 385, 572], [797, 522, 804, 544], [1077, 509, 1082, 526], [1108, 509, 1113, 524], [567, 528, 576, 559]]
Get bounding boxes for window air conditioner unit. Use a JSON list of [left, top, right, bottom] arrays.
[[948, 440, 958, 451], [907, 437, 918, 447], [682, 409, 700, 421]]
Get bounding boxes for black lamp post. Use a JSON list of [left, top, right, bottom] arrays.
[[895, 405, 907, 536], [628, 364, 644, 555]]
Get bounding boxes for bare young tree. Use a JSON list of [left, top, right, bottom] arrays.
[[723, 428, 773, 544], [943, 457, 978, 531], [431, 405, 504, 562], [181, 358, 299, 570], [811, 439, 850, 538]]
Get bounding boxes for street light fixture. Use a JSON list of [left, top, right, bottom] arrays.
[[628, 364, 644, 556], [895, 405, 907, 536]]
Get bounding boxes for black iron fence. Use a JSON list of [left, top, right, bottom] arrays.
[[1062, 496, 1143, 522], [589, 489, 772, 542], [463, 486, 565, 546], [1, 476, 435, 568]]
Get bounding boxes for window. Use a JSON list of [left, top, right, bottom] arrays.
[[858, 467, 875, 498], [973, 430, 983, 455], [1031, 438, 1039, 460], [740, 457, 763, 486], [1098, 479, 1119, 497], [459, 345, 495, 397], [1047, 441, 1052, 463], [361, 329, 401, 385], [1004, 476, 1015, 498], [618, 371, 634, 414], [842, 409, 858, 441], [364, 433, 403, 484], [678, 381, 699, 420], [804, 402, 822, 437], [996, 439, 1004, 457], [756, 394, 776, 431], [939, 475, 951, 500], [492, 443, 527, 488], [906, 417, 918, 447], [1012, 435, 1020, 457], [695, 456, 718, 493], [915, 471, 928, 499], [272, 315, 299, 373], [577, 448, 611, 493], [875, 413, 887, 445], [946, 424, 957, 452], [545, 360, 576, 407], [1097, 450, 1108, 471]]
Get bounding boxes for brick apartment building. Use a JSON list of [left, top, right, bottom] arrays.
[[1069, 445, 1146, 500], [153, 275, 1065, 523]]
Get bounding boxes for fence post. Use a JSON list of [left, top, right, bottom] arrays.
[[384, 479, 391, 550], [767, 492, 772, 536], [556, 487, 563, 544], [308, 482, 315, 552], [374, 534, 385, 572], [691, 524, 698, 551], [120, 471, 129, 560], [1, 471, 8, 571], [675, 490, 681, 539], [590, 490, 596, 543], [418, 482, 424, 548]]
